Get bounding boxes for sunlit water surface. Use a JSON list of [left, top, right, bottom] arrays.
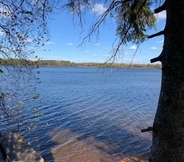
[[1, 67, 161, 162]]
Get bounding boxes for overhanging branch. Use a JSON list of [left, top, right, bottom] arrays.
[[154, 2, 166, 13], [148, 30, 164, 39]]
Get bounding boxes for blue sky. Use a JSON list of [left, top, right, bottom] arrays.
[[36, 3, 166, 64]]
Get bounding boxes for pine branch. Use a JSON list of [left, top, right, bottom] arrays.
[[154, 2, 166, 13], [148, 30, 164, 39]]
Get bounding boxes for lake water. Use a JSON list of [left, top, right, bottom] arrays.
[[0, 67, 161, 162]]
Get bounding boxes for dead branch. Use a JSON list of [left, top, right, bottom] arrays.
[[150, 53, 163, 63], [141, 127, 153, 133], [148, 30, 164, 39]]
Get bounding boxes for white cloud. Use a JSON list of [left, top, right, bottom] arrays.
[[94, 54, 98, 57], [25, 38, 33, 43], [129, 46, 137, 50], [154, 11, 166, 21], [93, 43, 100, 47], [150, 47, 158, 50], [157, 40, 164, 44], [45, 41, 54, 45], [92, 3, 107, 15], [67, 43, 73, 46]]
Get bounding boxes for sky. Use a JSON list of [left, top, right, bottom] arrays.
[[35, 2, 166, 64]]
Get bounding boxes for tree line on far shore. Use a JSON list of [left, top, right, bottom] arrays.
[[0, 58, 161, 68]]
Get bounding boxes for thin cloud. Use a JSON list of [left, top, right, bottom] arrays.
[[150, 47, 158, 50], [67, 43, 73, 46], [105, 54, 111, 58], [129, 46, 137, 50], [154, 11, 166, 21], [93, 43, 100, 47], [45, 41, 54, 45], [92, 3, 107, 15], [114, 45, 124, 50], [103, 47, 109, 50], [157, 40, 164, 44], [25, 38, 33, 43], [85, 50, 91, 53]]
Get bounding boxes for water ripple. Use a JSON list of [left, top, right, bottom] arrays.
[[2, 67, 161, 162]]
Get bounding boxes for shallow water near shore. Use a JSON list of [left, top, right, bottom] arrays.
[[1, 67, 161, 162]]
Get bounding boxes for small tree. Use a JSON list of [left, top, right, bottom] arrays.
[[0, 0, 57, 129]]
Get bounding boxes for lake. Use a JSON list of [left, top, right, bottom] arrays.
[[1, 67, 161, 162]]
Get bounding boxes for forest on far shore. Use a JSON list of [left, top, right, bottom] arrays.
[[0, 58, 161, 69]]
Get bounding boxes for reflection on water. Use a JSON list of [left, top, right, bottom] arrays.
[[0, 67, 161, 162]]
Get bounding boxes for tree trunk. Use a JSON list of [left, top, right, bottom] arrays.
[[150, 0, 184, 161]]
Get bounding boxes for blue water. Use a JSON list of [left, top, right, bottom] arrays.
[[1, 67, 161, 162]]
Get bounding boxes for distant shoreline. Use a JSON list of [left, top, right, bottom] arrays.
[[33, 60, 161, 69], [0, 58, 161, 69]]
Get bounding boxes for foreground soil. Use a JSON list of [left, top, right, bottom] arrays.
[[119, 153, 150, 162]]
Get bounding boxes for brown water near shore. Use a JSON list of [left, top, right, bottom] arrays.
[[119, 153, 149, 162], [45, 127, 151, 162]]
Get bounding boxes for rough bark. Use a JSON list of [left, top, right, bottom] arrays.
[[150, 0, 184, 161]]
